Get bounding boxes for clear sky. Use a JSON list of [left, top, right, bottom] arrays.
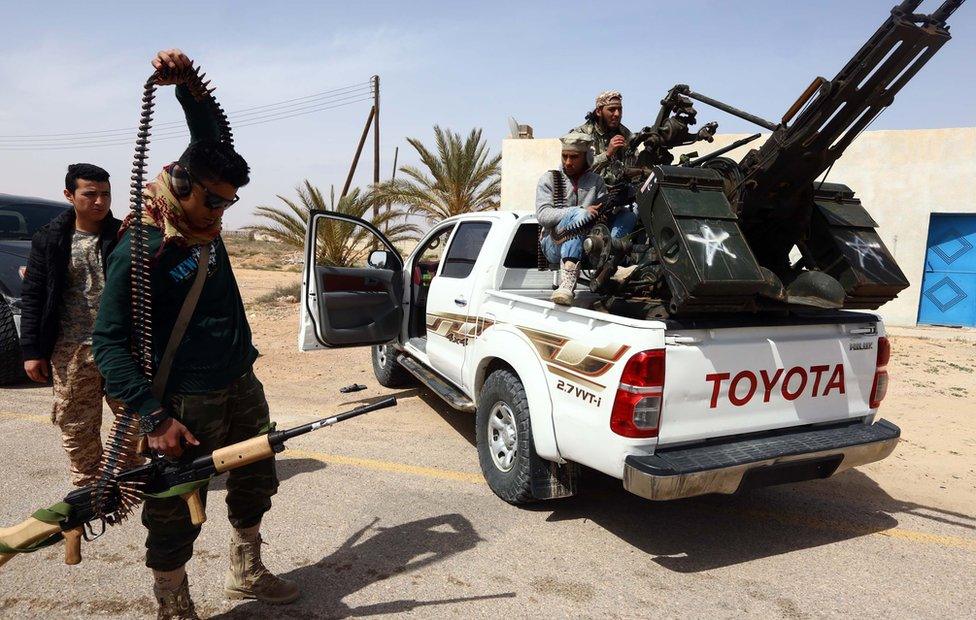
[[1, 0, 973, 229]]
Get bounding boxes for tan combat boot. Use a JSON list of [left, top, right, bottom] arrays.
[[611, 264, 638, 284], [225, 535, 300, 604], [155, 575, 199, 620], [551, 261, 580, 306]]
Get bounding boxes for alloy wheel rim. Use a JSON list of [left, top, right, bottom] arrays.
[[488, 401, 518, 472]]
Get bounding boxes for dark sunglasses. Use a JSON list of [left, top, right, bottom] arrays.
[[169, 162, 240, 211]]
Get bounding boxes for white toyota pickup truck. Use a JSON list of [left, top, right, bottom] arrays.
[[299, 210, 899, 504]]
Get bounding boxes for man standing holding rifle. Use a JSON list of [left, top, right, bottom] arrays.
[[93, 49, 298, 619]]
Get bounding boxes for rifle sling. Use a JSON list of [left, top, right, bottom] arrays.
[[151, 243, 210, 401]]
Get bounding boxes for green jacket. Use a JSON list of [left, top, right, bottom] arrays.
[[92, 83, 254, 417], [571, 119, 635, 184], [93, 230, 257, 416]]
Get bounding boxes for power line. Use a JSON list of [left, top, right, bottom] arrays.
[[0, 96, 373, 151], [0, 89, 374, 145], [0, 80, 373, 141]]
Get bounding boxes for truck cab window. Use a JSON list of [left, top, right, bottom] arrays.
[[503, 223, 541, 268], [410, 224, 454, 338], [441, 222, 492, 279]]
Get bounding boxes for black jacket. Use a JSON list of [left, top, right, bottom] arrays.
[[19, 209, 121, 360]]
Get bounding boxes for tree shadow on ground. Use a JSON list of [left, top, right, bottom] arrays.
[[529, 467, 973, 573], [210, 513, 513, 619]]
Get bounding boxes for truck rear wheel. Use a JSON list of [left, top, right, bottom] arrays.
[[477, 369, 537, 504], [371, 344, 413, 388], [0, 299, 25, 386]]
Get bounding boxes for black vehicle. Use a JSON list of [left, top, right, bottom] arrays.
[[0, 193, 68, 384]]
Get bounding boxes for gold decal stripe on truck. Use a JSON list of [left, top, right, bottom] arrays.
[[516, 326, 628, 378], [426, 312, 495, 346]]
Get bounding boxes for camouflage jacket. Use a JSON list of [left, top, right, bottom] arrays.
[[570, 119, 635, 184]]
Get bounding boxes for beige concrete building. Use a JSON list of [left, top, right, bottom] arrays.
[[500, 128, 976, 327]]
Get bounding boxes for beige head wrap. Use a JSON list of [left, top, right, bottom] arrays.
[[595, 90, 622, 109], [560, 132, 594, 153]]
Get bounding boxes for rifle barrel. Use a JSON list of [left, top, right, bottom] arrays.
[[686, 134, 762, 167], [277, 397, 397, 442]]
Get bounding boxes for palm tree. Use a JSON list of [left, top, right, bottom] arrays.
[[247, 181, 420, 267], [369, 125, 501, 225]]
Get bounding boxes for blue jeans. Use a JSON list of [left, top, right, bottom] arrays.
[[541, 207, 637, 265]]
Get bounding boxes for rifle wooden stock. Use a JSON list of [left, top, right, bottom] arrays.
[[181, 490, 206, 526], [63, 527, 83, 565], [0, 517, 63, 569], [211, 435, 275, 473]]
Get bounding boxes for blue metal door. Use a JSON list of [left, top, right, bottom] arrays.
[[918, 214, 976, 327]]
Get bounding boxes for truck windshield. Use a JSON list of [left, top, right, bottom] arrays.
[[0, 201, 66, 240]]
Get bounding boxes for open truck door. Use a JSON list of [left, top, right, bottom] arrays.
[[299, 211, 404, 350]]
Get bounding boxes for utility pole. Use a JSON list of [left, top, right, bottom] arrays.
[[372, 74, 380, 219], [389, 146, 399, 213], [341, 75, 380, 200]]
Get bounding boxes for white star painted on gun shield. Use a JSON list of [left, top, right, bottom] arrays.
[[686, 224, 737, 267], [844, 236, 883, 268]]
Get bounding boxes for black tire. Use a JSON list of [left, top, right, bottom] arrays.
[[0, 299, 26, 386], [476, 369, 538, 504], [371, 344, 413, 388]]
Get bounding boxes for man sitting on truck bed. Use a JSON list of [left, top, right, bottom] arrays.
[[536, 133, 636, 305]]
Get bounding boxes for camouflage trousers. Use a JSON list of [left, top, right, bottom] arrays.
[[143, 370, 279, 571], [50, 341, 127, 487]]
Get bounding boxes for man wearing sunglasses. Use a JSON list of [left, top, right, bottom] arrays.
[[93, 49, 298, 618]]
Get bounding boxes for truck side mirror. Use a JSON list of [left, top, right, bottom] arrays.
[[368, 249, 391, 269]]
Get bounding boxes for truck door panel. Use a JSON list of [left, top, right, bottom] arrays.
[[299, 211, 404, 350], [426, 221, 492, 386]]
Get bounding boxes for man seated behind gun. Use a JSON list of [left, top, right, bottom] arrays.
[[536, 133, 636, 306]]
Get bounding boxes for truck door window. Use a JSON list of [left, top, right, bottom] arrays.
[[503, 223, 541, 268], [414, 226, 453, 286], [441, 222, 492, 279]]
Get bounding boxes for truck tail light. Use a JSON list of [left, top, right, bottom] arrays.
[[869, 336, 890, 409], [611, 349, 665, 438]]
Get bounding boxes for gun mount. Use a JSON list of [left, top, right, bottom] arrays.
[[591, 0, 964, 316]]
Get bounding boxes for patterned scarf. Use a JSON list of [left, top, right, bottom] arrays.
[[119, 167, 222, 248]]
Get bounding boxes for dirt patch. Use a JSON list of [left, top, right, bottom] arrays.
[[225, 234, 302, 272], [530, 576, 595, 603]]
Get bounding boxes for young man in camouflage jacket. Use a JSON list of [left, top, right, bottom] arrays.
[[20, 163, 134, 486]]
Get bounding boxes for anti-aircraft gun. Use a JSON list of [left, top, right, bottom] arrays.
[[589, 0, 964, 317]]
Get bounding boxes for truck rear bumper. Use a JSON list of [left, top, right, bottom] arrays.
[[623, 419, 900, 501]]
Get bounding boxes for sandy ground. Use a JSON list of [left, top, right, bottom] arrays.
[[0, 263, 973, 618]]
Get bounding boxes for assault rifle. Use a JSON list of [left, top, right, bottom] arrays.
[[0, 397, 396, 569]]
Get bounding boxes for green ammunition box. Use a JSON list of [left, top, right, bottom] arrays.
[[638, 166, 765, 313], [804, 183, 909, 309]]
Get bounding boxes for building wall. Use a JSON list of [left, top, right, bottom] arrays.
[[500, 128, 976, 326]]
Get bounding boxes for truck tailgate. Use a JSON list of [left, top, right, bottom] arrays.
[[659, 320, 881, 446]]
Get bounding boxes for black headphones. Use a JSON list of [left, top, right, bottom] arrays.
[[168, 162, 194, 199]]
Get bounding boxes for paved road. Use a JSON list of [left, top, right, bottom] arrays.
[[1, 357, 974, 619]]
